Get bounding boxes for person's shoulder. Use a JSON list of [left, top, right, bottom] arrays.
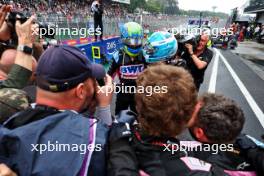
[[202, 48, 213, 60], [205, 48, 213, 55]]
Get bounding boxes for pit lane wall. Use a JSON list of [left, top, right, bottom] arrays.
[[61, 36, 122, 66]]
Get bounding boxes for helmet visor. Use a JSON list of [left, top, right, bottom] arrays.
[[123, 38, 143, 46], [127, 45, 142, 50]]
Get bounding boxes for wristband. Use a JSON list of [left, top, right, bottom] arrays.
[[17, 45, 33, 55]]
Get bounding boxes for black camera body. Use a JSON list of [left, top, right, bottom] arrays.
[[7, 11, 28, 26], [170, 34, 200, 68], [176, 34, 199, 57]]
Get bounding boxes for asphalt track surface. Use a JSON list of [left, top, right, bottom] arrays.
[[200, 48, 264, 141]]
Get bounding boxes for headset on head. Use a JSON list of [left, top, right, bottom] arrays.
[[196, 34, 212, 48]]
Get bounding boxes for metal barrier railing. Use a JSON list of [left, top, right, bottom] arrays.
[[37, 14, 227, 42]]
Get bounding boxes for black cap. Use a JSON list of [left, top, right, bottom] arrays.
[[36, 45, 105, 92]]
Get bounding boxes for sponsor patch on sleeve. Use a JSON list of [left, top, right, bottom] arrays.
[[180, 157, 211, 172]]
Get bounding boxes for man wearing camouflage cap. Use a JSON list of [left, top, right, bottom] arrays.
[[0, 88, 30, 124]]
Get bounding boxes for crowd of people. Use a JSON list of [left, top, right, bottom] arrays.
[[231, 22, 264, 43], [0, 2, 264, 176], [0, 0, 128, 21]]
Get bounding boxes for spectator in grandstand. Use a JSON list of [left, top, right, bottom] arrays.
[[91, 0, 103, 41], [108, 65, 230, 175], [0, 45, 114, 176], [187, 93, 263, 175], [182, 33, 213, 90]]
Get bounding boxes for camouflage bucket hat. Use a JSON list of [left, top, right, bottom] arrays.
[[0, 88, 30, 124]]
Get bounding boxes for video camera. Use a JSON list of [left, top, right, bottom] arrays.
[[175, 34, 199, 57], [163, 33, 200, 68], [6, 11, 55, 46]]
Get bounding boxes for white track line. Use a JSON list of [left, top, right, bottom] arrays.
[[215, 49, 264, 129], [208, 48, 220, 93]]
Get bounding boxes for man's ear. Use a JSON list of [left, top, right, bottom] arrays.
[[194, 127, 203, 139], [75, 83, 86, 100], [193, 127, 209, 143]]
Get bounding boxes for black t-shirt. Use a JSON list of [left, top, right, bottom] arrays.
[[184, 48, 213, 85]]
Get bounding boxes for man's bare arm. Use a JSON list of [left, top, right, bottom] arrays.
[[0, 5, 11, 41]]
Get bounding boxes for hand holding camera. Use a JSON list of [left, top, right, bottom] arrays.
[[185, 43, 194, 55], [176, 34, 198, 57], [16, 15, 36, 47]]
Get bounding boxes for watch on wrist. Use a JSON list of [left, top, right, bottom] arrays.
[[17, 45, 33, 55]]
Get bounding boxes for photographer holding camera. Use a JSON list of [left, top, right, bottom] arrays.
[[182, 34, 213, 90], [0, 5, 39, 123], [0, 5, 36, 89]]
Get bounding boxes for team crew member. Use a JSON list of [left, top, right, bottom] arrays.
[[188, 93, 263, 175], [183, 34, 213, 90]]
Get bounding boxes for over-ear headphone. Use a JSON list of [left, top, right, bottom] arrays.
[[196, 34, 212, 48]]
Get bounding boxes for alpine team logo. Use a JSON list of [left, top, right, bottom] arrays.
[[120, 64, 144, 79]]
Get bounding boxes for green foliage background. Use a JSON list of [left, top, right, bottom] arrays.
[[127, 0, 228, 18]]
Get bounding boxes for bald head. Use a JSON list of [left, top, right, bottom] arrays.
[[0, 49, 38, 83], [0, 49, 37, 77], [0, 49, 16, 74]]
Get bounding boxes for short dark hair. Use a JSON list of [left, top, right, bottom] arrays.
[[135, 64, 197, 137], [196, 93, 245, 143]]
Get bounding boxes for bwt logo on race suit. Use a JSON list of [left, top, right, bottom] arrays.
[[120, 64, 144, 79]]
